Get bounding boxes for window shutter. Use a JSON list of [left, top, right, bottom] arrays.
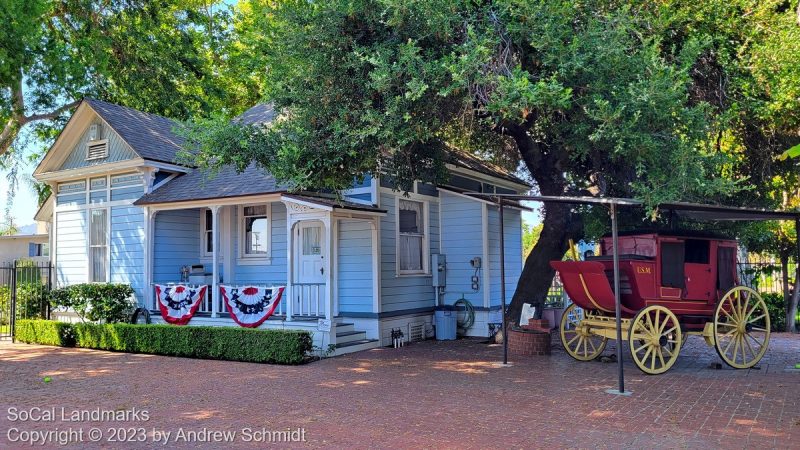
[[29, 243, 37, 257]]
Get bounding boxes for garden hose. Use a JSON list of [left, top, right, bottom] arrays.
[[454, 297, 475, 334]]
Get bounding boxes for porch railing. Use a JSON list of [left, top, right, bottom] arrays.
[[152, 282, 326, 320], [289, 283, 326, 318]]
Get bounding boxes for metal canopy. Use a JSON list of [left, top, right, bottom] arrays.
[[466, 192, 799, 395]]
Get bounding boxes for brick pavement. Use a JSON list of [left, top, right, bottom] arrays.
[[0, 333, 797, 449]]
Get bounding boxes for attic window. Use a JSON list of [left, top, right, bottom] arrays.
[[86, 139, 108, 160]]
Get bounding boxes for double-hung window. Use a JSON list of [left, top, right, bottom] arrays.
[[398, 199, 426, 274], [202, 209, 214, 257], [89, 209, 109, 282], [240, 204, 270, 259]]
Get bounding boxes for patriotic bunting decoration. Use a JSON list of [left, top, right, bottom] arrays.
[[220, 285, 285, 328], [154, 284, 207, 325]]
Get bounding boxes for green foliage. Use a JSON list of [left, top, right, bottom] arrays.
[[72, 323, 312, 364], [761, 293, 786, 332], [15, 320, 75, 347], [50, 283, 135, 324], [522, 222, 542, 256], [0, 0, 256, 160]]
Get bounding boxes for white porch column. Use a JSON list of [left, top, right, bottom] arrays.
[[285, 218, 294, 322], [324, 217, 334, 322], [210, 205, 221, 318], [143, 207, 156, 309]]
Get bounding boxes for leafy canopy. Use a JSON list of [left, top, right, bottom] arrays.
[[185, 0, 740, 208]]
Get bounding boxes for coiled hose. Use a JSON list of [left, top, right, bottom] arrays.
[[454, 297, 475, 335]]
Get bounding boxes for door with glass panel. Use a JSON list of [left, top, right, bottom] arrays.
[[294, 221, 325, 317]]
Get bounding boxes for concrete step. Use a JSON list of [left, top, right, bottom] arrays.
[[333, 339, 381, 356], [335, 322, 355, 333], [336, 330, 367, 345]]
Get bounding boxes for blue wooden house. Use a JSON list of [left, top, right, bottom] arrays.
[[33, 99, 528, 354]]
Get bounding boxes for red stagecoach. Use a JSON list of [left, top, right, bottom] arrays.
[[551, 231, 770, 374]]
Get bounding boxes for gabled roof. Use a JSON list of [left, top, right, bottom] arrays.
[[134, 164, 288, 205], [83, 98, 187, 165]]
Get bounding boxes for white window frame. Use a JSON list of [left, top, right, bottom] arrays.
[[87, 207, 110, 283], [238, 203, 271, 264], [200, 208, 214, 259], [396, 196, 430, 276]]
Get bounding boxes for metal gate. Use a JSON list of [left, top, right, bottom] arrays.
[[0, 261, 53, 340]]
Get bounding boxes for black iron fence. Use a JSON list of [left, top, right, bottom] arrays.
[[0, 261, 53, 340], [738, 259, 797, 295]]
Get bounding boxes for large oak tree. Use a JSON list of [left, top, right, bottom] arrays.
[[186, 0, 800, 325]]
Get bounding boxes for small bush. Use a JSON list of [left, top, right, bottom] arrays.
[[73, 323, 312, 364], [762, 293, 786, 332], [50, 283, 135, 323], [15, 320, 75, 347]]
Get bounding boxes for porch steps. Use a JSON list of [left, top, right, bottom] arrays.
[[333, 322, 380, 355]]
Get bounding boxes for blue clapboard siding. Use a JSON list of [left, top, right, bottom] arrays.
[[110, 206, 145, 305], [488, 206, 522, 307], [55, 210, 87, 285], [232, 202, 287, 285], [439, 192, 484, 306], [58, 119, 138, 171], [337, 220, 373, 314], [153, 209, 201, 283], [379, 193, 440, 313]]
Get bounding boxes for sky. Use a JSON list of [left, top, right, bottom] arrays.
[[1, 162, 41, 229]]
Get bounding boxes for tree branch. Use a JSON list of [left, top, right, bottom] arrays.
[[25, 100, 80, 122]]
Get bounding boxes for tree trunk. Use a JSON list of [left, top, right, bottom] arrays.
[[506, 202, 582, 326]]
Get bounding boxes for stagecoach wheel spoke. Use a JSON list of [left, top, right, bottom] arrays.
[[714, 286, 771, 369], [560, 304, 606, 361], [629, 305, 682, 375]]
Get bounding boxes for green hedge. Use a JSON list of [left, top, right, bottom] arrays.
[[14, 320, 312, 365], [73, 323, 312, 364], [15, 320, 75, 347]]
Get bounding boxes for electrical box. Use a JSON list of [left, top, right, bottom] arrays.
[[432, 254, 446, 288], [470, 257, 482, 268]]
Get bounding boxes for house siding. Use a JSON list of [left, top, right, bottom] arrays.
[[153, 209, 201, 283], [439, 191, 484, 306], [110, 206, 145, 305], [379, 192, 440, 313], [232, 202, 287, 285], [488, 206, 522, 307], [55, 210, 87, 285], [58, 119, 138, 171], [337, 220, 373, 314]]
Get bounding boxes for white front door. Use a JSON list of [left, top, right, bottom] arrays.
[[294, 221, 326, 316], [297, 221, 325, 283]]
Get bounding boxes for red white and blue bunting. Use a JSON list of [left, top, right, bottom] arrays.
[[220, 285, 285, 328], [154, 284, 207, 325]]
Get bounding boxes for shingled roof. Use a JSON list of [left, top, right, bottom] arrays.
[[134, 164, 288, 205], [85, 98, 187, 165]]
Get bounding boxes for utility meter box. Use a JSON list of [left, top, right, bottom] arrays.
[[432, 254, 446, 288]]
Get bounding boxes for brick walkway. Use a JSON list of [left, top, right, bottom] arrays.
[[0, 333, 798, 449]]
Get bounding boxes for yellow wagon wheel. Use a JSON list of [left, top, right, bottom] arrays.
[[629, 305, 682, 375], [713, 286, 770, 369], [560, 303, 607, 361]]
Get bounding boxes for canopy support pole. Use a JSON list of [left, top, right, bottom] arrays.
[[611, 203, 625, 394], [499, 197, 508, 365]]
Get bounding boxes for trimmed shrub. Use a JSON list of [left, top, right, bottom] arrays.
[[73, 323, 312, 364], [15, 320, 75, 347], [50, 283, 135, 323], [762, 293, 786, 332]]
